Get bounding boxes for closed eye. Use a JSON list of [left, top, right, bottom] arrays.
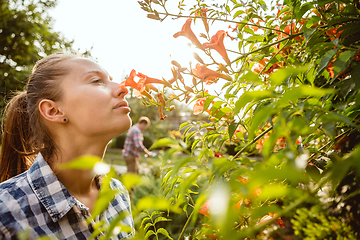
[[91, 79, 104, 84]]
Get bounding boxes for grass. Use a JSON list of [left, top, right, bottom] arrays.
[[103, 148, 126, 165]]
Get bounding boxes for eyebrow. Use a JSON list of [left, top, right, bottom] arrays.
[[82, 70, 112, 81]]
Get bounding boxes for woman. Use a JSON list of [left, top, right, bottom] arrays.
[[0, 54, 134, 239]]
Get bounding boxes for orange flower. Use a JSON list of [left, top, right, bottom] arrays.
[[229, 23, 239, 32], [120, 70, 170, 99], [258, 213, 285, 228], [326, 59, 336, 78], [193, 63, 232, 84], [275, 136, 287, 150], [326, 26, 343, 40], [199, 200, 210, 217], [203, 30, 231, 65], [256, 134, 269, 152], [205, 234, 217, 239], [193, 97, 207, 115], [120, 69, 138, 89], [195, 8, 209, 32], [253, 59, 267, 74], [157, 93, 167, 120], [173, 18, 204, 50]]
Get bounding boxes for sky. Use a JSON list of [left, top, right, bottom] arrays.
[[49, 0, 196, 83]]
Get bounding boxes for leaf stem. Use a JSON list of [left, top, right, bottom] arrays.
[[231, 126, 273, 161], [177, 209, 194, 240]]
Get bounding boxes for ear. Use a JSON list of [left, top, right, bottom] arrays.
[[38, 99, 65, 123]]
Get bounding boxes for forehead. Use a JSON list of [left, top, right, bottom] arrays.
[[65, 58, 108, 77]]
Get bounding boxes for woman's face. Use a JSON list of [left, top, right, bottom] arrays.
[[57, 58, 131, 141]]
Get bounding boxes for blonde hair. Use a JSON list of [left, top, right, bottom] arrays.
[[138, 116, 150, 125]]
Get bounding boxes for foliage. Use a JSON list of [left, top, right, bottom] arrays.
[[291, 205, 357, 239], [140, 211, 173, 240], [121, 0, 360, 239], [0, 0, 89, 115]]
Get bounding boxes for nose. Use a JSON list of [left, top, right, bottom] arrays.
[[114, 83, 129, 98]]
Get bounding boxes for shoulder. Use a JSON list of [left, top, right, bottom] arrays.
[[0, 172, 31, 202], [129, 125, 141, 133], [0, 172, 34, 237], [109, 178, 131, 208], [110, 178, 129, 197]]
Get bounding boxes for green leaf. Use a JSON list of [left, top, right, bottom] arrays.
[[328, 17, 358, 27], [320, 112, 357, 127], [119, 173, 142, 191], [234, 90, 274, 114], [145, 230, 156, 239], [269, 65, 309, 86], [179, 122, 191, 130], [304, 27, 317, 43], [140, 217, 151, 229], [171, 156, 195, 178], [191, 139, 201, 150], [249, 106, 277, 140], [150, 138, 178, 150], [233, 9, 245, 19], [277, 86, 333, 107], [317, 48, 338, 75], [322, 122, 336, 138], [157, 228, 174, 240], [178, 171, 202, 199], [288, 116, 311, 135], [154, 217, 172, 225], [143, 222, 153, 232], [258, 184, 289, 200], [240, 71, 263, 84], [136, 196, 182, 214], [228, 122, 240, 141], [296, 2, 314, 21], [58, 155, 101, 170], [245, 34, 264, 42], [202, 96, 216, 114], [185, 131, 196, 143], [332, 50, 355, 79]]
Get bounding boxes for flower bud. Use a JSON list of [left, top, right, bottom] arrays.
[[185, 94, 192, 103], [171, 60, 182, 68], [193, 52, 204, 64]]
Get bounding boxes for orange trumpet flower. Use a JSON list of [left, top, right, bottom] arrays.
[[120, 69, 169, 99], [193, 63, 232, 84], [193, 97, 207, 115], [195, 8, 209, 32], [173, 18, 205, 50], [203, 30, 231, 66]]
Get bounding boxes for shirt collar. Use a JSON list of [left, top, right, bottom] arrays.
[[27, 153, 77, 222]]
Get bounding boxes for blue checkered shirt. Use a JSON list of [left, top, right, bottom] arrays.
[[0, 153, 134, 239]]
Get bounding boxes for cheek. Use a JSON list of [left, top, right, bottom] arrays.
[[65, 89, 110, 119]]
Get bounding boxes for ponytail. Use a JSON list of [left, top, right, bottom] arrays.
[[0, 53, 77, 182], [0, 92, 37, 182]]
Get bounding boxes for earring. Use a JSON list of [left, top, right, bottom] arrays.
[[63, 118, 67, 122]]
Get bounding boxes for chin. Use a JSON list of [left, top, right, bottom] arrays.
[[117, 116, 132, 134]]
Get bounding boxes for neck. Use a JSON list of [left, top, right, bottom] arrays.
[[50, 138, 107, 196]]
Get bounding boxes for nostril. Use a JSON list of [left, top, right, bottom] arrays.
[[118, 86, 129, 97]]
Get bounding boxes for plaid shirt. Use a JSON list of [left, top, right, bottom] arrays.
[[0, 153, 134, 240], [122, 124, 146, 158]]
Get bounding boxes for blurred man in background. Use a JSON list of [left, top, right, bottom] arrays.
[[122, 116, 155, 174]]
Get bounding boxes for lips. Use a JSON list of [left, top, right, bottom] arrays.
[[114, 100, 129, 109]]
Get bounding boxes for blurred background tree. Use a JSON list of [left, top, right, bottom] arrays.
[[0, 0, 90, 118]]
